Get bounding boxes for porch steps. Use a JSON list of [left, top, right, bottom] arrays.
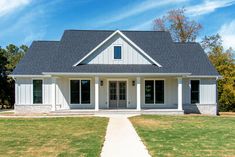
[[51, 109, 184, 115]]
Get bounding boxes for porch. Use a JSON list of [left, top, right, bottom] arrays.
[[51, 109, 184, 115], [48, 75, 185, 112]]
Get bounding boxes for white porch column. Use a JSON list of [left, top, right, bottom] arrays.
[[136, 77, 141, 111], [95, 76, 99, 111], [51, 77, 57, 111], [15, 78, 18, 105], [177, 77, 183, 111]]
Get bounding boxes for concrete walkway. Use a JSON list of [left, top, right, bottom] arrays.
[[100, 115, 151, 157]]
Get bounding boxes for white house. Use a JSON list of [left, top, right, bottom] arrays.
[[11, 30, 220, 115]]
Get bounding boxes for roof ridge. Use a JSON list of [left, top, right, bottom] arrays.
[[64, 29, 168, 32], [33, 40, 59, 42], [174, 42, 198, 44]]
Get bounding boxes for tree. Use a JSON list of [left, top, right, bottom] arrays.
[[153, 8, 202, 42], [201, 34, 235, 111], [5, 44, 27, 74], [0, 48, 10, 108], [0, 44, 28, 109]]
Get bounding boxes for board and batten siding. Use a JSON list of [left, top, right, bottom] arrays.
[[182, 78, 217, 104], [82, 34, 152, 64], [15, 77, 217, 111], [15, 78, 52, 105], [200, 78, 217, 104]]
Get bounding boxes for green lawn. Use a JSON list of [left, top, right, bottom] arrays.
[[0, 117, 108, 157], [130, 115, 235, 157]]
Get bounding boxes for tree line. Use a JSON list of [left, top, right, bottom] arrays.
[[0, 8, 234, 111], [0, 44, 28, 109]]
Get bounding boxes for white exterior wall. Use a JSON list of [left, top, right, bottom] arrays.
[[141, 77, 178, 109], [200, 78, 217, 104], [58, 77, 95, 109], [182, 78, 217, 104], [15, 77, 95, 109], [15, 78, 52, 105], [98, 77, 137, 109], [82, 34, 151, 64], [15, 76, 217, 114]]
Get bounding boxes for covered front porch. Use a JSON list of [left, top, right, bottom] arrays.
[[49, 74, 186, 113]]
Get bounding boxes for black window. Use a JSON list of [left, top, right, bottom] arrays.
[[155, 80, 164, 104], [145, 80, 154, 104], [114, 46, 121, 59], [191, 80, 199, 103], [70, 80, 80, 104], [33, 80, 42, 104], [81, 80, 90, 104], [70, 80, 91, 104]]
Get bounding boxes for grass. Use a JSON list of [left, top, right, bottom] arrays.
[[130, 115, 235, 157], [0, 117, 108, 157]]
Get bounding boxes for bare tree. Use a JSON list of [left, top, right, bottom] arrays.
[[153, 8, 202, 42]]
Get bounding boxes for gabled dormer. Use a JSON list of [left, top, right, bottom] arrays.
[[73, 30, 162, 66]]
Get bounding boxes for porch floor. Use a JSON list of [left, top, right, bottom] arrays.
[[51, 109, 184, 115]]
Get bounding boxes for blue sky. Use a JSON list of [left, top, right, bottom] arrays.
[[1, 0, 235, 50]]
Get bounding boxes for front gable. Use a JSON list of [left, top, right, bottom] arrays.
[[74, 30, 162, 66], [81, 33, 153, 64]]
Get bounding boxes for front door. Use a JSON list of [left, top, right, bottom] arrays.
[[109, 81, 127, 109]]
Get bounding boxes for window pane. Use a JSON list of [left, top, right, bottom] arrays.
[[114, 46, 121, 59], [145, 80, 154, 104], [81, 80, 90, 104], [191, 80, 199, 103], [33, 80, 42, 104], [155, 80, 164, 104], [71, 80, 80, 104], [110, 82, 117, 100], [119, 82, 126, 100]]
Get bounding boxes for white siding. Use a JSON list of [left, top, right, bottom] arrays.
[[16, 78, 50, 105], [182, 78, 190, 104], [141, 77, 178, 108], [56, 77, 69, 109], [15, 77, 217, 110], [183, 78, 217, 104], [44, 78, 51, 104], [99, 77, 108, 109], [16, 78, 31, 105], [82, 34, 152, 64], [200, 78, 217, 104]]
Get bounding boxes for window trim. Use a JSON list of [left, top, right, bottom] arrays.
[[113, 45, 123, 60], [32, 78, 44, 104], [69, 78, 92, 105], [190, 79, 200, 104], [144, 79, 165, 105]]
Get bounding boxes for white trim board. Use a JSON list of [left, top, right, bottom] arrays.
[[73, 30, 162, 67], [42, 72, 191, 76]]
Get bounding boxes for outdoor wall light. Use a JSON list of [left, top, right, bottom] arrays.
[[132, 80, 135, 86], [100, 80, 103, 86]]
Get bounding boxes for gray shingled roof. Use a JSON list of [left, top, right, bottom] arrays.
[[13, 30, 219, 76]]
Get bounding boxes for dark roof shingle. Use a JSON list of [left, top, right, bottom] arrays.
[[12, 30, 219, 76]]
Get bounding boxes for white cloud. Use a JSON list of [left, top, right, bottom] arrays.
[[128, 19, 154, 30], [0, 0, 31, 17], [97, 0, 186, 26], [218, 20, 235, 50], [186, 0, 235, 16]]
